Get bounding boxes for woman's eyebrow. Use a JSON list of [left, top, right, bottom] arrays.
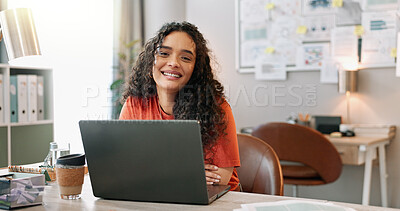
[[158, 45, 194, 56]]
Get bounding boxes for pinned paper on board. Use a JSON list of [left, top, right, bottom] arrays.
[[320, 57, 341, 83], [296, 26, 308, 34], [331, 26, 359, 63], [302, 0, 335, 15], [362, 11, 397, 35], [396, 32, 400, 77], [265, 3, 275, 10], [265, 47, 275, 54], [332, 0, 343, 7], [255, 55, 287, 80], [301, 15, 334, 42], [296, 43, 330, 68], [354, 25, 364, 36], [239, 0, 269, 22], [267, 0, 301, 20], [361, 34, 396, 65], [335, 0, 362, 26], [390, 48, 397, 58], [363, 0, 397, 11]]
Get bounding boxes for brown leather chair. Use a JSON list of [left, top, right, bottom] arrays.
[[251, 122, 342, 196], [236, 134, 283, 196]]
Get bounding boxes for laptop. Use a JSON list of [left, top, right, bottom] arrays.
[[79, 120, 230, 205]]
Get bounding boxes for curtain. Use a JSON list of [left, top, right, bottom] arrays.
[[111, 0, 144, 119]]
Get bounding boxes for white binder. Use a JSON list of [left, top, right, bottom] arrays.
[[0, 74, 3, 123], [37, 76, 44, 120], [17, 75, 28, 123], [27, 75, 38, 122]]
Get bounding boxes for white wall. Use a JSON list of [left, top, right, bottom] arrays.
[[144, 0, 186, 40], [186, 0, 400, 208], [7, 0, 114, 153]]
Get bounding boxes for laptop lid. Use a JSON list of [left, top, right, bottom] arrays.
[[79, 120, 229, 205]]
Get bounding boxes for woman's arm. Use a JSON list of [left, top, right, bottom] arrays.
[[205, 164, 233, 185]]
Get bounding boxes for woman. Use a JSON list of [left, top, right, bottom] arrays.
[[119, 22, 240, 191]]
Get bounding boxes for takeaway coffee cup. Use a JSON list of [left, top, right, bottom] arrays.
[[55, 154, 85, 199]]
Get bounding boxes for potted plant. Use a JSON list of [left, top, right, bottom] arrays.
[[110, 39, 141, 119]]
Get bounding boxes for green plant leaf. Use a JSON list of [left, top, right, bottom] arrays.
[[110, 79, 123, 90]]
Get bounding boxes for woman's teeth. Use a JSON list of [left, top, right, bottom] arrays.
[[163, 72, 181, 78]]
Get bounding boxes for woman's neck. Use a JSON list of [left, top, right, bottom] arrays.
[[157, 90, 176, 115]]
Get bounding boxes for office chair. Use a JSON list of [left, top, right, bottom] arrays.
[[251, 122, 342, 197], [236, 134, 283, 196]]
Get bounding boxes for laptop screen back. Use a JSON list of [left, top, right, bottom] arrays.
[[79, 120, 210, 204]]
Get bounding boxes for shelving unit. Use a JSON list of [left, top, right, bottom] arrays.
[[0, 63, 54, 167]]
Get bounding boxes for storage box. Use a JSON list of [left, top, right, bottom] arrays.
[[0, 173, 45, 210]]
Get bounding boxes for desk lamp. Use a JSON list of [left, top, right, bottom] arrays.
[[0, 8, 41, 62], [338, 69, 358, 124]]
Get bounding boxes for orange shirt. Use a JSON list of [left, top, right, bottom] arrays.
[[119, 96, 241, 190]]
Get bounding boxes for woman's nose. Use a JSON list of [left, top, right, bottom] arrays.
[[167, 55, 180, 68]]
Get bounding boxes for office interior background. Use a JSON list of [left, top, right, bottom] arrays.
[[2, 0, 400, 208]]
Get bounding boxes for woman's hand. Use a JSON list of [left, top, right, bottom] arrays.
[[204, 164, 221, 185]]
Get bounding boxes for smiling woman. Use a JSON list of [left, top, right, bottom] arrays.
[[119, 22, 241, 191]]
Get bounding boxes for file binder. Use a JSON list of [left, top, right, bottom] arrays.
[[0, 74, 3, 123], [17, 75, 28, 123], [10, 76, 18, 123], [27, 75, 38, 122], [37, 76, 44, 120]]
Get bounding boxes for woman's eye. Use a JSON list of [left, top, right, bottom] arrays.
[[181, 56, 192, 62], [158, 51, 169, 57]]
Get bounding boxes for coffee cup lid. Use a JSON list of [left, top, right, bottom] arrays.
[[56, 154, 85, 166]]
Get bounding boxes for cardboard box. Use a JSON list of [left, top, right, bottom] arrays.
[[0, 173, 45, 210]]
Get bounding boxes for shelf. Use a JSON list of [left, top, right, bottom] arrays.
[[10, 120, 54, 127]]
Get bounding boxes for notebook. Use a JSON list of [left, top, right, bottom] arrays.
[[79, 120, 230, 205]]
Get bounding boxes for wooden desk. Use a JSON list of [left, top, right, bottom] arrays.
[[328, 135, 391, 207], [8, 174, 399, 211]]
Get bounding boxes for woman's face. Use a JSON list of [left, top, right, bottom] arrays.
[[152, 31, 196, 95]]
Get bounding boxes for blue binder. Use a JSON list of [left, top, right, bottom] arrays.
[[10, 76, 18, 123]]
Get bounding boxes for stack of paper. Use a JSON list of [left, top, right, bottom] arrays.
[[352, 124, 396, 139], [234, 200, 355, 211]]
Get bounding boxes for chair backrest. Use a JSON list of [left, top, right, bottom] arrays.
[[251, 122, 342, 183], [236, 134, 283, 196]]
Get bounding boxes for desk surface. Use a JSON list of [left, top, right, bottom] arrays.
[[9, 174, 397, 211], [327, 135, 390, 146]]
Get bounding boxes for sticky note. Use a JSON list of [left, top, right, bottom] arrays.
[[354, 25, 364, 36], [332, 0, 343, 7], [264, 47, 275, 54], [296, 26, 307, 34], [391, 48, 397, 58], [265, 3, 275, 10]]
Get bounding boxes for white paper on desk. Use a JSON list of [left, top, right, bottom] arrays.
[[331, 26, 359, 66], [296, 43, 330, 68], [321, 57, 341, 84], [302, 0, 335, 16], [239, 0, 269, 22], [255, 54, 287, 80], [268, 0, 301, 20], [302, 15, 334, 42], [239, 200, 356, 211], [335, 0, 362, 26]]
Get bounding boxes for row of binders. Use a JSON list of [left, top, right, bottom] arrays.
[[0, 74, 45, 123]]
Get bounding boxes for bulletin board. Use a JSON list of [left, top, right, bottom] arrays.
[[235, 0, 399, 81]]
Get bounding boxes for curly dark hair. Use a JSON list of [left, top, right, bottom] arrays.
[[122, 21, 226, 155]]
